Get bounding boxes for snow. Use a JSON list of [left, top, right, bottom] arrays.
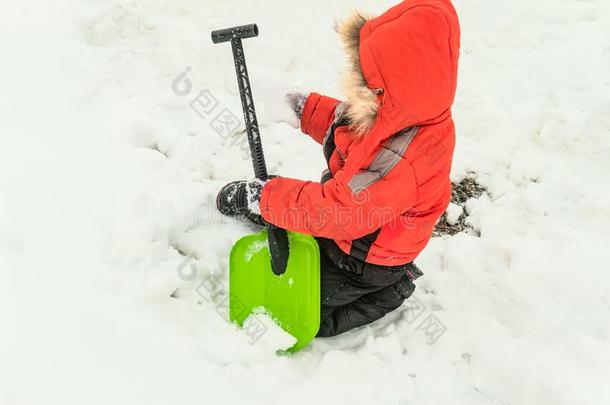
[[244, 239, 269, 262], [1, 0, 610, 404], [246, 178, 266, 215], [445, 202, 463, 226], [247, 308, 298, 352]]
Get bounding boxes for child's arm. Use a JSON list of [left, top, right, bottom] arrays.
[[259, 155, 417, 241], [298, 93, 341, 144]]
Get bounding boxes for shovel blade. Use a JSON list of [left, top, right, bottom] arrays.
[[229, 230, 320, 352]]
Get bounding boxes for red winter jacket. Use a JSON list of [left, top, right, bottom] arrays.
[[260, 0, 460, 266]]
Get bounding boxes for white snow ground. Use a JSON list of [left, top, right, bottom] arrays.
[[1, 0, 610, 404]]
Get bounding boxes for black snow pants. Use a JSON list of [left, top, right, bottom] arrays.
[[316, 238, 423, 337]]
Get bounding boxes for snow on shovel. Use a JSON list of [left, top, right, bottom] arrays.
[[212, 24, 320, 352]]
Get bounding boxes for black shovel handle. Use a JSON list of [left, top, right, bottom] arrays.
[[212, 24, 259, 44], [212, 24, 288, 275], [212, 25, 267, 181]]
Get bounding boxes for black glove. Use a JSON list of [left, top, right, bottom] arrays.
[[216, 179, 266, 225]]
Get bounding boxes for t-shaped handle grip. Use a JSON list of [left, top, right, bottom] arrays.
[[211, 24, 259, 44]]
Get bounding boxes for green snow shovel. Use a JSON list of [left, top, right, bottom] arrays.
[[212, 24, 320, 352]]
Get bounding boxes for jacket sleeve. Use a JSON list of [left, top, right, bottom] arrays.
[[259, 157, 418, 241], [300, 93, 341, 144]]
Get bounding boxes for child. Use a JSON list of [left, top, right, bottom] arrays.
[[216, 0, 460, 337]]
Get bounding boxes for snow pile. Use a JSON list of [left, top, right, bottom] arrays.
[[246, 309, 298, 353], [2, 0, 610, 404]]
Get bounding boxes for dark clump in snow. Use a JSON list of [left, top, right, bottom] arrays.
[[433, 176, 486, 237]]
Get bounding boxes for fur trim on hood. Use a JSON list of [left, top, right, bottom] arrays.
[[335, 12, 378, 136]]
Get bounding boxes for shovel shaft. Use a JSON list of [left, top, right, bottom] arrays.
[[230, 38, 268, 180]]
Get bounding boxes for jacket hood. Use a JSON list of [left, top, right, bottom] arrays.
[[336, 0, 460, 138]]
